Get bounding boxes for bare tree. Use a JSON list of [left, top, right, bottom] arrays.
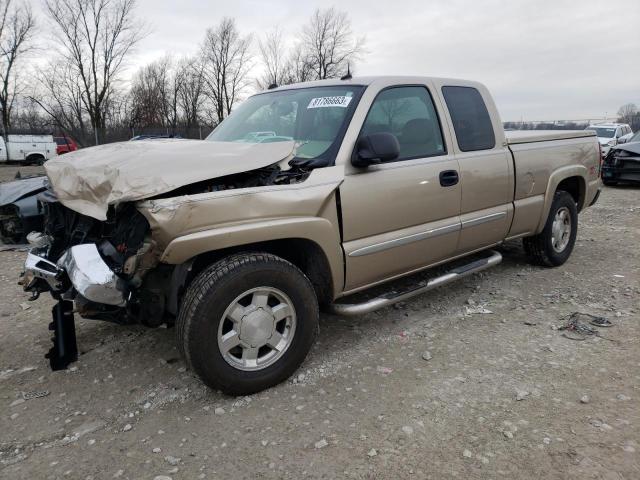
[[42, 0, 145, 144], [130, 57, 170, 129], [201, 18, 252, 123], [177, 57, 205, 130], [301, 7, 364, 80], [257, 27, 293, 89], [288, 43, 315, 84], [0, 0, 35, 137], [31, 62, 91, 145], [617, 103, 638, 125]]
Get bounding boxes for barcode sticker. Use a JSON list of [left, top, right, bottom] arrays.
[[307, 96, 352, 109]]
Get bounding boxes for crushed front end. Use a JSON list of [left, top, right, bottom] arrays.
[[602, 144, 640, 184], [20, 195, 156, 370]]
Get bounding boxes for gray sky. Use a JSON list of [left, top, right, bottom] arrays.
[[35, 0, 640, 121]]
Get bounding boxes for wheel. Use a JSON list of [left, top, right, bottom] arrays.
[[176, 252, 318, 395], [523, 190, 578, 267], [26, 155, 45, 166]]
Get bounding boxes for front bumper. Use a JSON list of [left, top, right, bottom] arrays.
[[22, 243, 127, 306], [602, 164, 640, 184]]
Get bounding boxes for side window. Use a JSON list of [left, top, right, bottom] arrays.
[[442, 86, 496, 152], [360, 86, 445, 161]]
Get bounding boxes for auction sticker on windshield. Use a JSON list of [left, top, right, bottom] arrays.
[[307, 96, 352, 109]]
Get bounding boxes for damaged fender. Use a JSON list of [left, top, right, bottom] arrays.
[[137, 167, 346, 295]]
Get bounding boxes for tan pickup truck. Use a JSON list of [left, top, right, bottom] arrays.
[[22, 76, 601, 394]]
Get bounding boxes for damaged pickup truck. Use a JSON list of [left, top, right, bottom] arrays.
[[20, 77, 602, 394]]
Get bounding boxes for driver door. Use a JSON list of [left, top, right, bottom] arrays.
[[339, 84, 461, 291]]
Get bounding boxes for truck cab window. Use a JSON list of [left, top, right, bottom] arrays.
[[442, 86, 496, 152], [361, 86, 445, 161]]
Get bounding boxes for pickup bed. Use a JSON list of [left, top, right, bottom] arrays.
[[21, 76, 601, 394]]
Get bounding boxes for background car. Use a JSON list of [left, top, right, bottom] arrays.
[[0, 175, 46, 243], [54, 136, 78, 155], [585, 123, 634, 156], [601, 130, 640, 186]]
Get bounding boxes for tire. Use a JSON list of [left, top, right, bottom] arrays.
[[523, 190, 578, 267], [176, 252, 319, 395], [26, 155, 45, 166]]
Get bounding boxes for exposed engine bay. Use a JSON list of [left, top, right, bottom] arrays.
[[19, 139, 335, 373], [151, 163, 311, 199], [25, 162, 313, 326]]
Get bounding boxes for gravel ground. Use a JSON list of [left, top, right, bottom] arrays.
[[0, 165, 46, 182], [0, 164, 638, 479]]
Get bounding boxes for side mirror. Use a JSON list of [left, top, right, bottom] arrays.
[[618, 137, 627, 144], [352, 132, 400, 168]]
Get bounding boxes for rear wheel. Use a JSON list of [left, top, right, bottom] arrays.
[[523, 190, 578, 267], [176, 252, 318, 395], [26, 155, 45, 166]]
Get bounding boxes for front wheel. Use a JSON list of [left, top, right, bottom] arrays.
[[523, 190, 578, 267], [176, 253, 319, 395]]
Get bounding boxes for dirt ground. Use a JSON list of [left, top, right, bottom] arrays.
[[0, 164, 638, 479]]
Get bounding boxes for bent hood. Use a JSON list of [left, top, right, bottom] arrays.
[[613, 141, 640, 156], [44, 139, 295, 220], [0, 176, 47, 206]]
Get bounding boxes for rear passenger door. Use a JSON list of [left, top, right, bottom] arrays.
[[438, 84, 513, 253], [340, 84, 462, 291]]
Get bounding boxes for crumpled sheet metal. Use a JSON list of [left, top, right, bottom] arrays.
[[0, 176, 47, 206], [138, 166, 345, 255], [44, 139, 295, 221]]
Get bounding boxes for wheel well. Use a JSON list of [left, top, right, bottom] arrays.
[[26, 153, 45, 163], [556, 176, 585, 212], [187, 238, 335, 307]]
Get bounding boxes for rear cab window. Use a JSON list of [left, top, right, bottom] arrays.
[[442, 86, 495, 152]]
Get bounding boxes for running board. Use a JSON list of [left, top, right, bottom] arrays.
[[329, 250, 502, 316]]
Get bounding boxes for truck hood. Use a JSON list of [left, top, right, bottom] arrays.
[[44, 139, 295, 220], [613, 141, 640, 156]]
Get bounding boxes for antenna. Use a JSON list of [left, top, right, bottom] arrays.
[[340, 64, 352, 81]]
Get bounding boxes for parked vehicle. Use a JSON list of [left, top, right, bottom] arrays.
[[21, 76, 601, 394], [602, 129, 640, 185], [585, 123, 634, 156], [0, 134, 58, 164], [54, 136, 78, 155], [0, 176, 47, 243]]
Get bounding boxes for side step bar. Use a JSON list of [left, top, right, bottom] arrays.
[[329, 250, 502, 316]]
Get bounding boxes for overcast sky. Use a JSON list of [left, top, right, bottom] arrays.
[[33, 0, 640, 121]]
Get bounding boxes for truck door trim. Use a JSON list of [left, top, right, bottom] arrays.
[[460, 211, 507, 229], [348, 222, 461, 257]]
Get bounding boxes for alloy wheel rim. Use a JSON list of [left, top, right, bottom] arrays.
[[217, 287, 296, 371], [551, 207, 572, 253]]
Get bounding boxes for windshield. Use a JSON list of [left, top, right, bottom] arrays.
[[586, 127, 616, 138], [207, 86, 364, 160]]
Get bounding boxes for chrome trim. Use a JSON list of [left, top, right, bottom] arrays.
[[23, 250, 63, 289], [330, 250, 502, 316], [461, 211, 507, 229], [58, 244, 126, 306], [349, 223, 460, 257]]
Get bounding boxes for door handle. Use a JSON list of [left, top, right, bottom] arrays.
[[439, 170, 459, 187]]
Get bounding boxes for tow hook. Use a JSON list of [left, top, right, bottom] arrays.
[[46, 300, 78, 370]]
